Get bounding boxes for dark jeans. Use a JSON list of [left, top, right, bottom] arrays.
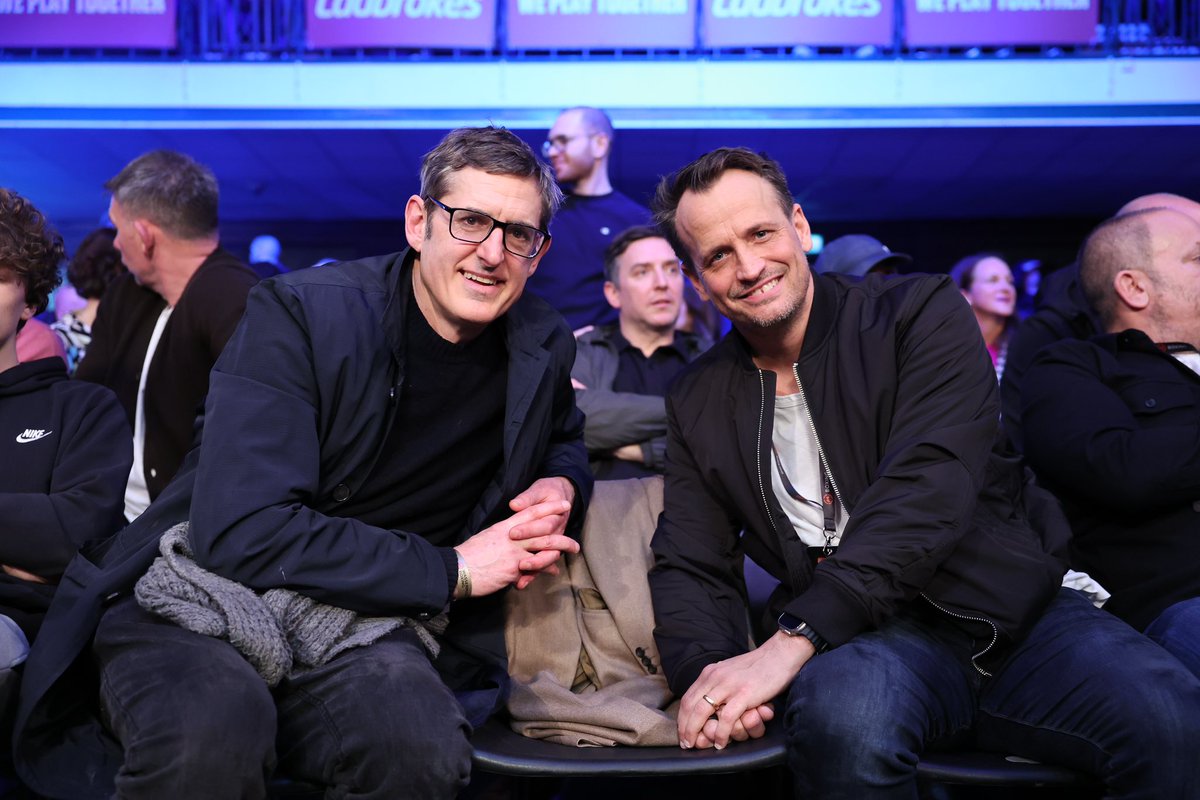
[[1144, 596, 1200, 680], [784, 588, 1200, 799], [95, 596, 471, 800]]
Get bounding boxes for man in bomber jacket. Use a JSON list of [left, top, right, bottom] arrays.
[[647, 147, 1200, 798]]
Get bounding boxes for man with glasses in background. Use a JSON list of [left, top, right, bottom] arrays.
[[13, 126, 593, 800], [527, 106, 651, 330]]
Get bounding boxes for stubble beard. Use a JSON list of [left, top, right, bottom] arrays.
[[736, 270, 809, 330]]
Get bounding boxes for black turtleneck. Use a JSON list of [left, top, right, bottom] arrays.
[[336, 291, 507, 552]]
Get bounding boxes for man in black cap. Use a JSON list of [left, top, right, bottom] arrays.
[[813, 234, 910, 278]]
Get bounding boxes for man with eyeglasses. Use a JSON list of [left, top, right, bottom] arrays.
[[527, 106, 651, 330], [12, 126, 593, 800]]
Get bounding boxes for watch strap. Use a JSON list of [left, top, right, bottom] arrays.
[[778, 612, 830, 654]]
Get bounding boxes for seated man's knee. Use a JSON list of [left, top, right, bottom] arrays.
[[111, 676, 277, 797], [386, 718, 472, 798], [1078, 639, 1200, 794], [784, 652, 924, 784], [1144, 598, 1200, 679], [298, 636, 472, 798], [790, 672, 901, 749], [334, 693, 471, 798]]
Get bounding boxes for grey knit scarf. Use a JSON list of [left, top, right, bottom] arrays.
[[135, 522, 447, 687]]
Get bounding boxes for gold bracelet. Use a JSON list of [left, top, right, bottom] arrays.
[[455, 552, 472, 599]]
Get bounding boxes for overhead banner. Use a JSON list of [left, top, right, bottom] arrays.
[[701, 0, 893, 47], [0, 0, 177, 48], [904, 0, 1098, 46], [306, 0, 497, 48], [506, 0, 695, 50]]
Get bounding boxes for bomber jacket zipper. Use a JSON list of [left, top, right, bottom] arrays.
[[919, 592, 999, 678], [756, 370, 780, 535]]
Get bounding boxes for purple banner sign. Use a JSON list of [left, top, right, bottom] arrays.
[[306, 0, 496, 48], [701, 0, 892, 47], [506, 0, 695, 50], [904, 0, 1098, 46], [0, 0, 176, 48]]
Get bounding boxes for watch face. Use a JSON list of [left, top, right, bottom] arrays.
[[778, 611, 806, 633]]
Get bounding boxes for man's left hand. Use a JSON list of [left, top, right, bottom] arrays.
[[508, 477, 576, 588], [678, 631, 815, 750]]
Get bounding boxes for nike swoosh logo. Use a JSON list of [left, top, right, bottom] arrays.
[[15, 430, 53, 444]]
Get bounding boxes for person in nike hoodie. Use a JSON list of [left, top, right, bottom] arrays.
[[0, 188, 131, 664]]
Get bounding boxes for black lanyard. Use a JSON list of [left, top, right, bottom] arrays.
[[771, 443, 837, 556]]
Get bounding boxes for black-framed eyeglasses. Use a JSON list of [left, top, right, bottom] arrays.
[[426, 196, 549, 259], [541, 134, 587, 158]]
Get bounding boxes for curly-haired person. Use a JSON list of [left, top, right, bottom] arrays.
[[2, 193, 66, 367], [0, 188, 130, 681]]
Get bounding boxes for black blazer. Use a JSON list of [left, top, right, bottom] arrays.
[[75, 250, 258, 499]]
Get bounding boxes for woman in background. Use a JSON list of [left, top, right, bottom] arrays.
[[950, 253, 1018, 381], [51, 227, 126, 373]]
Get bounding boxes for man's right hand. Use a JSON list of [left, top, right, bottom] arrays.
[[678, 631, 814, 750], [453, 500, 578, 597]]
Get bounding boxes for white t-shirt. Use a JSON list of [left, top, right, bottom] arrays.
[[771, 391, 848, 550], [1172, 350, 1200, 377], [124, 307, 174, 522]]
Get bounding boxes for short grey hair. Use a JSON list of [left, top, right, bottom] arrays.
[[421, 126, 562, 231], [105, 150, 219, 240]]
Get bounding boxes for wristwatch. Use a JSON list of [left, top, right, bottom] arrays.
[[777, 611, 830, 654]]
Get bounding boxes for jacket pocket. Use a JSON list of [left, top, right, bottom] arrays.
[[1119, 381, 1198, 420]]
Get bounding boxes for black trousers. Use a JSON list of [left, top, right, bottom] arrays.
[[95, 596, 472, 800]]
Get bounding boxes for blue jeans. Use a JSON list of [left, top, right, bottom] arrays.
[[95, 596, 472, 799], [784, 588, 1200, 799], [1144, 596, 1200, 680]]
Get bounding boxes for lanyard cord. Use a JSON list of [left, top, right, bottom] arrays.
[[771, 442, 838, 554]]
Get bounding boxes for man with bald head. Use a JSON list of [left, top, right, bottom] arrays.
[[1022, 206, 1200, 678], [1116, 191, 1200, 218], [1000, 192, 1200, 450], [527, 106, 650, 329]]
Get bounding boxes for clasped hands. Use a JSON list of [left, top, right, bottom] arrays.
[[452, 476, 578, 598], [676, 631, 817, 751]]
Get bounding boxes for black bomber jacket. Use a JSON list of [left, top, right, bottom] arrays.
[[649, 271, 1069, 696]]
